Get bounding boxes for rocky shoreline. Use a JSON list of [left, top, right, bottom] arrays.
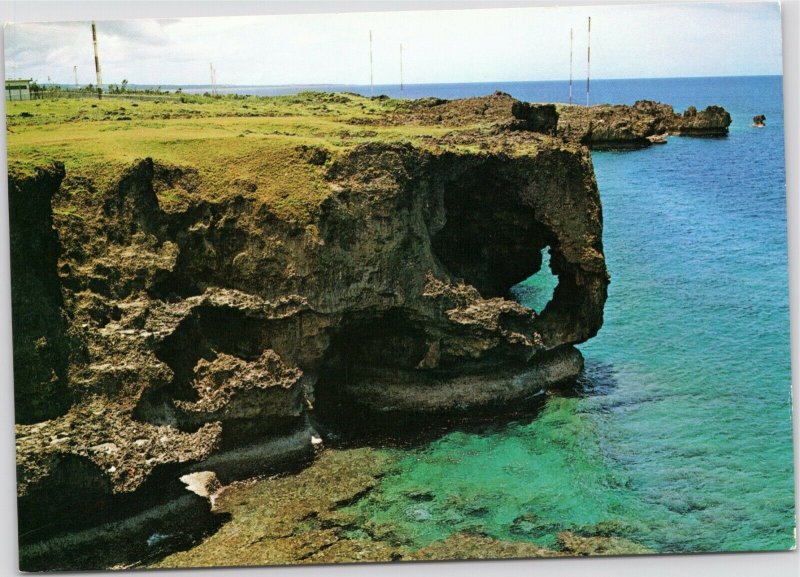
[[152, 448, 651, 569], [8, 92, 729, 569], [557, 100, 732, 148]]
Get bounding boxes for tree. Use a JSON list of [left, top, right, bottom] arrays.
[[121, 79, 128, 92]]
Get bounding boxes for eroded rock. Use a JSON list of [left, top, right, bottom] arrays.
[[557, 531, 653, 556], [179, 471, 221, 500], [558, 100, 732, 148], [12, 94, 610, 567]]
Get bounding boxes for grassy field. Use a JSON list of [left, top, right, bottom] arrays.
[[6, 91, 569, 223], [6, 92, 462, 221]]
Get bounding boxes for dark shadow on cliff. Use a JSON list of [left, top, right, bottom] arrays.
[[430, 160, 553, 299], [17, 451, 233, 571], [312, 355, 620, 451], [9, 164, 82, 423]]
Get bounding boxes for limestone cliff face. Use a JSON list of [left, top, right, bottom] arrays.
[[558, 100, 733, 148], [11, 95, 608, 565], [9, 165, 78, 423]]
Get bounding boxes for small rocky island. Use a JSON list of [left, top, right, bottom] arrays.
[[7, 92, 730, 569]]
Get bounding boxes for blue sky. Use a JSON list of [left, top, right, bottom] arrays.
[[4, 2, 784, 86]]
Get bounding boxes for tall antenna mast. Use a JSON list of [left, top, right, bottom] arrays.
[[569, 28, 573, 105], [586, 16, 591, 106], [91, 21, 103, 98], [210, 62, 217, 96], [369, 30, 374, 97], [400, 43, 404, 92]]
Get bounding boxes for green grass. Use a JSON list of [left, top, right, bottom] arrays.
[[6, 92, 551, 222]]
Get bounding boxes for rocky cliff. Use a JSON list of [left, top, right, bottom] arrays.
[[9, 92, 612, 569], [8, 91, 728, 569], [558, 100, 732, 148]]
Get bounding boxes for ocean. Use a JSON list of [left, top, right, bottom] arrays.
[[210, 76, 796, 553]]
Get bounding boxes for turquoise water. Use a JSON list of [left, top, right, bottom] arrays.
[[344, 76, 796, 553], [510, 248, 559, 314]]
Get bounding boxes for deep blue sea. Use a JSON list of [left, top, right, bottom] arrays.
[[218, 77, 796, 553], [186, 75, 777, 110]]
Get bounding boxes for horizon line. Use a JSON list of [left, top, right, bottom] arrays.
[[17, 73, 782, 88]]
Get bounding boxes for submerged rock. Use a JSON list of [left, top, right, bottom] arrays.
[[155, 448, 396, 568], [405, 533, 555, 561], [153, 447, 653, 567], [557, 531, 653, 556]]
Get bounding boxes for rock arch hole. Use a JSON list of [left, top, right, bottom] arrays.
[[510, 246, 559, 313], [429, 163, 556, 299]]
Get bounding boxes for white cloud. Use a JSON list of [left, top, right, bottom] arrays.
[[3, 3, 783, 86]]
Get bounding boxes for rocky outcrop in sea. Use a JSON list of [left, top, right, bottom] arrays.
[[557, 99, 732, 148]]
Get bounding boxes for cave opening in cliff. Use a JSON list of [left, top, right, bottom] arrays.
[[133, 305, 268, 428], [317, 309, 428, 384], [312, 308, 434, 436], [510, 246, 559, 314], [430, 164, 557, 300], [133, 304, 304, 443]]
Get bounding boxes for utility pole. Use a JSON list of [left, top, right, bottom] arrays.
[[210, 62, 217, 96], [91, 21, 102, 99], [369, 30, 374, 97], [400, 43, 404, 93], [569, 28, 573, 105], [586, 16, 591, 107]]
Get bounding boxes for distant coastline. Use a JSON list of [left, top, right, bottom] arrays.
[[35, 74, 783, 96]]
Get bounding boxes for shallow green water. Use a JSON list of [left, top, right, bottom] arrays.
[[344, 75, 795, 553]]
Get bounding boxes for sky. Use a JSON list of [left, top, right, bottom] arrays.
[[3, 2, 784, 87]]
